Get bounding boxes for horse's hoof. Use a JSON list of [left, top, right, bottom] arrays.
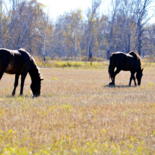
[[12, 93, 15, 96], [109, 82, 115, 87]]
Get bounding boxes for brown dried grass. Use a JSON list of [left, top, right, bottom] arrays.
[[0, 64, 154, 154]]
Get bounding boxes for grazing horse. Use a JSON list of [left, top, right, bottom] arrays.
[[108, 51, 143, 86], [0, 48, 43, 97]]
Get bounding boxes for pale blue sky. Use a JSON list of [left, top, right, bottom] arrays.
[[37, 0, 155, 24], [37, 0, 110, 21]]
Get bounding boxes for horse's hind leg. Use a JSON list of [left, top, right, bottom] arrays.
[[0, 72, 4, 80], [112, 68, 120, 85], [109, 65, 115, 85], [12, 74, 20, 96], [20, 73, 27, 96]]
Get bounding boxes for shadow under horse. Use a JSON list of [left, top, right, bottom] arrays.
[[108, 51, 143, 86], [0, 48, 43, 97]]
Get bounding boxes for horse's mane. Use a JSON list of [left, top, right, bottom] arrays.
[[129, 51, 142, 67], [29, 59, 41, 79], [128, 51, 141, 60], [18, 48, 42, 80]]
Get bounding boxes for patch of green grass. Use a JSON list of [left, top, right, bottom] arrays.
[[36, 59, 108, 69], [35, 57, 155, 69]]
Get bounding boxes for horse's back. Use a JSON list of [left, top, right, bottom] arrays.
[[0, 48, 16, 66], [109, 51, 140, 71], [110, 52, 128, 65], [0, 48, 32, 74]]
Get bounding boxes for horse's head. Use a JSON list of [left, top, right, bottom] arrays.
[[30, 78, 43, 97], [136, 68, 143, 86]]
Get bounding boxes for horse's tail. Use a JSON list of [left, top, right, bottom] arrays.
[[108, 55, 115, 80]]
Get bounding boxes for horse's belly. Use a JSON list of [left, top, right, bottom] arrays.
[[5, 64, 16, 74], [121, 64, 133, 71], [122, 68, 130, 71]]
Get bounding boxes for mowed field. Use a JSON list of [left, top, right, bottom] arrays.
[[0, 62, 154, 154]]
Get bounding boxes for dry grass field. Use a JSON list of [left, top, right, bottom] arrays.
[[0, 61, 154, 154]]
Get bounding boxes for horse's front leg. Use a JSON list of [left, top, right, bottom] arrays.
[[129, 72, 136, 86], [129, 75, 132, 86], [133, 76, 137, 86], [20, 73, 27, 96], [12, 74, 20, 96]]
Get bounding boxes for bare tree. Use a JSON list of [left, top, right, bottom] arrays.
[[86, 0, 101, 60], [52, 11, 83, 58], [0, 0, 3, 47], [106, 0, 120, 59], [0, 0, 154, 59], [134, 0, 152, 55]]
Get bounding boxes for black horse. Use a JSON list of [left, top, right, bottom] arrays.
[[0, 48, 43, 97], [108, 51, 143, 86]]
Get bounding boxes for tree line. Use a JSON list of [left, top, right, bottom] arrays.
[[0, 0, 154, 60]]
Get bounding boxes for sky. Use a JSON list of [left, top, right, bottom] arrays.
[[37, 0, 110, 21], [36, 0, 155, 24]]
